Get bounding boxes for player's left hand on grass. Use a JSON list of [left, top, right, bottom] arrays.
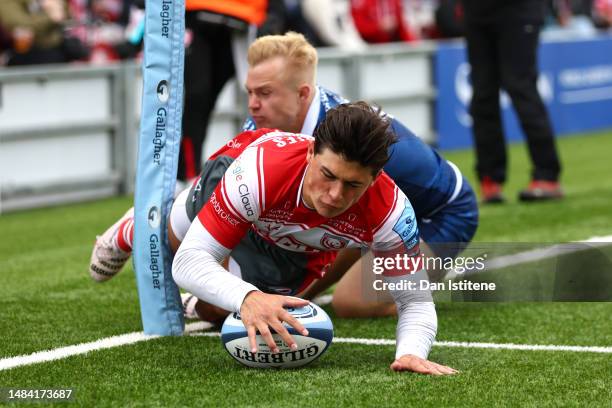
[[390, 354, 458, 375]]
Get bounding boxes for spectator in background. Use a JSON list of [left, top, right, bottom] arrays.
[[1, 24, 13, 65], [435, 0, 464, 38], [177, 0, 267, 185], [87, 0, 133, 62], [301, 0, 366, 50], [351, 0, 417, 43], [463, 0, 563, 203], [0, 0, 71, 66], [593, 0, 612, 27], [544, 0, 598, 38], [257, 0, 287, 37]]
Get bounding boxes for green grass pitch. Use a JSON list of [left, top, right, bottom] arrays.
[[1, 131, 611, 407]]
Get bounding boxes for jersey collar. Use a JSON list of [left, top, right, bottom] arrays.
[[300, 86, 321, 136]]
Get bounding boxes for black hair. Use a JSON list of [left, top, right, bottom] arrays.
[[313, 101, 396, 175]]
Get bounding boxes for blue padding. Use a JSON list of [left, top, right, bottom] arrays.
[[132, 0, 185, 335]]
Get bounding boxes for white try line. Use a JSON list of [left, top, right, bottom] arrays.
[[190, 331, 612, 353], [445, 235, 612, 280], [2, 321, 611, 372], [0, 322, 210, 372]]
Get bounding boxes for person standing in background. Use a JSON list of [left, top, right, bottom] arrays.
[[0, 0, 70, 66], [178, 0, 268, 185], [463, 0, 564, 203]]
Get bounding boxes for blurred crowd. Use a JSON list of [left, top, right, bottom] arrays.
[[1, 0, 611, 67], [0, 0, 145, 66]]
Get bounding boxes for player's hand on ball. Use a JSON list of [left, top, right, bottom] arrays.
[[240, 291, 310, 354], [390, 354, 458, 375]]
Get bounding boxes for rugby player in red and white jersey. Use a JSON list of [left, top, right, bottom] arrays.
[[169, 103, 455, 375], [91, 102, 456, 375]]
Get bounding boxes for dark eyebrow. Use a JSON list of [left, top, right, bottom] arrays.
[[321, 165, 364, 187]]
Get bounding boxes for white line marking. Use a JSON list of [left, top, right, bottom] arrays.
[[191, 332, 612, 353], [312, 294, 333, 306], [431, 341, 612, 353], [2, 322, 611, 372], [445, 235, 612, 280], [0, 322, 211, 372]]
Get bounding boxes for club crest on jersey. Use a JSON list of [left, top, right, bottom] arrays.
[[320, 233, 348, 250]]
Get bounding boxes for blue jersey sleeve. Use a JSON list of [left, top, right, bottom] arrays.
[[384, 119, 458, 218]]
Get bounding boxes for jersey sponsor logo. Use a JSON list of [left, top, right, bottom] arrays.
[[230, 157, 255, 218], [238, 183, 254, 217], [231, 157, 246, 182], [210, 192, 239, 227], [320, 233, 349, 250], [226, 139, 242, 149], [392, 199, 418, 251], [326, 218, 366, 238]]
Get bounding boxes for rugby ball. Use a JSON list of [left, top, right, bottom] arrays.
[[221, 302, 333, 368]]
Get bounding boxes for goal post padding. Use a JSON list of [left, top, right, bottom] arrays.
[[133, 0, 185, 335]]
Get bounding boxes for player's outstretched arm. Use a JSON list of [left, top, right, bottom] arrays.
[[240, 292, 310, 354], [382, 269, 459, 375], [391, 354, 458, 375]]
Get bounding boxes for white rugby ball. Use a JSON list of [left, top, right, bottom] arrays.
[[221, 302, 333, 368]]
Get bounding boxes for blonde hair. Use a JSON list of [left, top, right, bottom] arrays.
[[247, 32, 318, 87]]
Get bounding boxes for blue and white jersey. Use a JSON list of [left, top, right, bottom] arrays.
[[243, 85, 463, 220]]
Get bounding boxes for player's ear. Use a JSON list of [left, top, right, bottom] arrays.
[[306, 141, 315, 162], [298, 83, 312, 101]]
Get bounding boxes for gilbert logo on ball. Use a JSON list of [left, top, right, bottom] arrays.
[[221, 302, 333, 368]]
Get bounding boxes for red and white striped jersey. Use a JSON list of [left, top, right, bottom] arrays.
[[196, 129, 420, 276]]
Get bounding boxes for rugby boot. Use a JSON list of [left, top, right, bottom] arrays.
[[519, 180, 564, 202], [480, 176, 505, 204], [89, 207, 134, 282]]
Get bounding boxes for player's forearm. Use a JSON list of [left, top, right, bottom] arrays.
[[301, 248, 360, 299], [172, 221, 259, 312], [383, 270, 437, 360]]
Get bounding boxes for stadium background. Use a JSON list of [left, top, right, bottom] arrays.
[[1, 4, 612, 407]]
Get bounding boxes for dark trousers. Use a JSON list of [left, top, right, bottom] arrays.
[[465, 20, 561, 183], [179, 14, 236, 181]]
